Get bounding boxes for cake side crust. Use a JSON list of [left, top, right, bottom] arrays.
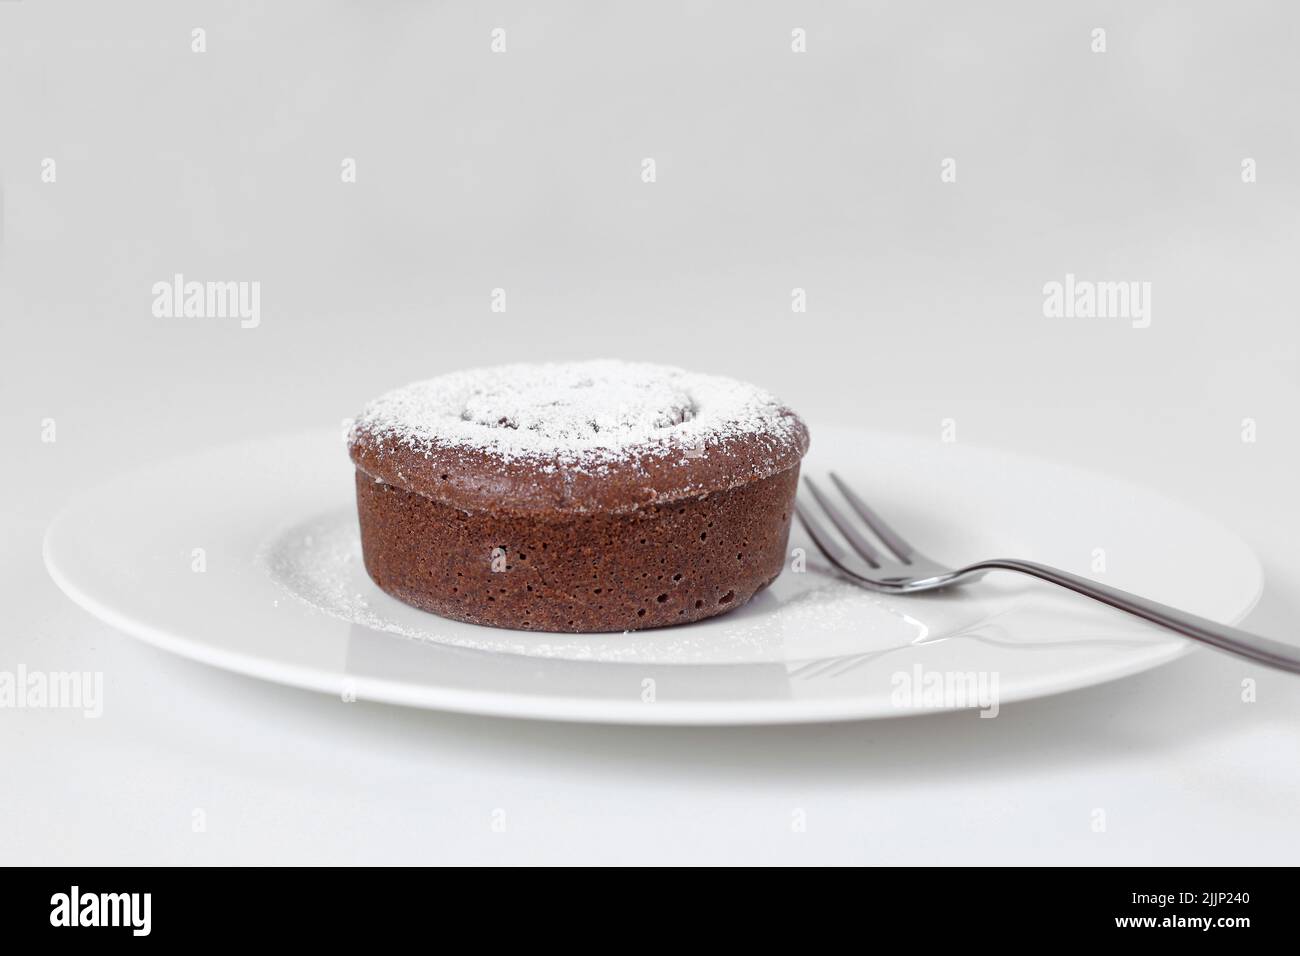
[[353, 464, 801, 633]]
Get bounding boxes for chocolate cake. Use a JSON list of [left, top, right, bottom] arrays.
[[347, 360, 809, 633]]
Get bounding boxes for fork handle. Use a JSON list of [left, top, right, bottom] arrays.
[[971, 559, 1299, 674]]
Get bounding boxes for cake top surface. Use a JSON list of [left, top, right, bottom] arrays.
[[348, 360, 809, 513], [352, 360, 796, 464]]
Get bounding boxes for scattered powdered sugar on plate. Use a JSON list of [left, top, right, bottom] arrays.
[[349, 359, 802, 466], [257, 509, 985, 665]]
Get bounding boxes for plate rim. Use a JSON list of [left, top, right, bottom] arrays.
[[42, 426, 1264, 725]]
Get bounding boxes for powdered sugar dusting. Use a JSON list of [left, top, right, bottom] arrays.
[[351, 359, 800, 466], [259, 509, 975, 665]]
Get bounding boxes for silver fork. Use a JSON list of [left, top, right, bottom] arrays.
[[797, 473, 1300, 674]]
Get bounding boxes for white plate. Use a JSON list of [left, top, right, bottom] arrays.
[[43, 426, 1262, 725]]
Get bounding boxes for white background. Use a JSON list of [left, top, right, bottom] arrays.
[[2, 1, 1298, 864]]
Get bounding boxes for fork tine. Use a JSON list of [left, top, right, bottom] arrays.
[[828, 472, 915, 564], [803, 477, 884, 568], [793, 501, 850, 566]]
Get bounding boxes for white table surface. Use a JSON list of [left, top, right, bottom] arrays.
[[2, 0, 1298, 865]]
